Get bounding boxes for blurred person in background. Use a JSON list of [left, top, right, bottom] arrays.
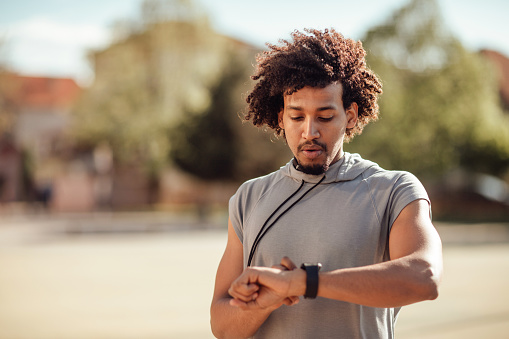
[[210, 28, 443, 339]]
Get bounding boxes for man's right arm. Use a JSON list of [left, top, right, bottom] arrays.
[[210, 218, 276, 339]]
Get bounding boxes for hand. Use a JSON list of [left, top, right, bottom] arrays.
[[271, 257, 300, 307], [228, 257, 301, 311]]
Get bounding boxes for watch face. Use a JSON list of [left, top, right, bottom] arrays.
[[301, 263, 322, 270]]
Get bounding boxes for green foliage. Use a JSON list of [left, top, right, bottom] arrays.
[[169, 49, 293, 181], [169, 53, 243, 180], [348, 0, 509, 179], [72, 0, 293, 182], [71, 0, 232, 177]]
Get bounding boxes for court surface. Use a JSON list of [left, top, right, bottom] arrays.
[[0, 217, 508, 339]]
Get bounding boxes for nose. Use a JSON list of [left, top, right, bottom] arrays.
[[302, 118, 320, 140]]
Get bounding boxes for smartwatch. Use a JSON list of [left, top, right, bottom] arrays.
[[300, 263, 322, 299]]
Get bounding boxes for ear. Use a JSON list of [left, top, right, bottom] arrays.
[[346, 102, 358, 129], [278, 109, 285, 130]]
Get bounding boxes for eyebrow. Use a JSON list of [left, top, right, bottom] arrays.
[[286, 105, 302, 111], [317, 105, 337, 111], [286, 105, 337, 111]]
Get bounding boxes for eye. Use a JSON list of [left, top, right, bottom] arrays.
[[318, 117, 333, 122], [290, 116, 304, 121]]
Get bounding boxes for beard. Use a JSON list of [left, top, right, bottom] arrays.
[[294, 141, 329, 175], [295, 161, 329, 175]]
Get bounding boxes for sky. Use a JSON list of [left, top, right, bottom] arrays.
[[0, 0, 508, 86]]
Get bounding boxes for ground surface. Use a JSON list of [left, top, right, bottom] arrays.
[[0, 214, 508, 339]]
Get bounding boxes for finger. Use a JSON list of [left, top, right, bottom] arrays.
[[231, 275, 260, 294], [229, 295, 263, 310], [228, 284, 259, 302], [287, 296, 300, 305], [229, 280, 259, 298], [228, 289, 256, 302], [280, 256, 297, 270], [281, 296, 300, 306]]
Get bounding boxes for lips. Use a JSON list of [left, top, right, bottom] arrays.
[[299, 144, 324, 160], [302, 149, 323, 159]]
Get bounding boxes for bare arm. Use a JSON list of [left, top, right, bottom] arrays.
[[210, 219, 295, 338], [230, 199, 443, 309]]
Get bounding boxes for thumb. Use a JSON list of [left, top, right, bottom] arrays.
[[280, 256, 297, 271]]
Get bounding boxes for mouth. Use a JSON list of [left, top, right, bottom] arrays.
[[301, 150, 322, 160], [299, 145, 324, 160]]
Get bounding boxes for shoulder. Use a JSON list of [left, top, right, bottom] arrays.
[[359, 166, 430, 227], [233, 168, 287, 203], [342, 153, 425, 192], [362, 165, 424, 192], [358, 163, 429, 208], [228, 166, 288, 239]]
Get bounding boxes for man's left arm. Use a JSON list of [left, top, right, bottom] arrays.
[[230, 199, 443, 309], [315, 199, 443, 307]]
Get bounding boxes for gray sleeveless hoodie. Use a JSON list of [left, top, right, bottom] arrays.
[[229, 152, 430, 339]]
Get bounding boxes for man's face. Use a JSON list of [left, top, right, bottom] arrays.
[[279, 83, 358, 175]]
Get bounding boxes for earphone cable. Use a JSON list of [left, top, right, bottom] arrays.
[[247, 180, 305, 267], [247, 175, 325, 266]]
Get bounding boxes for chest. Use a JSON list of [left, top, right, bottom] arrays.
[[243, 182, 390, 270]]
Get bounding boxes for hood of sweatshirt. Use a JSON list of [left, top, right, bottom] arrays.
[[280, 152, 378, 184]]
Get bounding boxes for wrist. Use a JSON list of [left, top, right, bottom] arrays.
[[288, 268, 307, 297], [300, 263, 322, 299]]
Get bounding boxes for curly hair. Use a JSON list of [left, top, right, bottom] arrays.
[[245, 28, 383, 142]]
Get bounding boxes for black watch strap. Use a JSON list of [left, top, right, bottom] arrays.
[[300, 263, 322, 299]]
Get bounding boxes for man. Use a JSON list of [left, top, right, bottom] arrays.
[[210, 28, 442, 339]]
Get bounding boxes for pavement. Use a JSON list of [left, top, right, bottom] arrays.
[[0, 212, 508, 339]]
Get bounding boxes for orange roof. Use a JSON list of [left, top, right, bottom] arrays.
[[7, 74, 81, 111]]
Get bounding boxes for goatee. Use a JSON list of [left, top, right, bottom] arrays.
[[295, 140, 329, 175], [294, 158, 329, 175]]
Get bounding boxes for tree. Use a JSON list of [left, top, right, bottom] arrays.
[[169, 52, 243, 180], [72, 0, 237, 178], [72, 0, 293, 186], [348, 0, 509, 179]]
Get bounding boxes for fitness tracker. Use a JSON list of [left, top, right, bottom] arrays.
[[300, 263, 322, 299]]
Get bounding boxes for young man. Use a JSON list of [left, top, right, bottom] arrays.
[[210, 28, 442, 339]]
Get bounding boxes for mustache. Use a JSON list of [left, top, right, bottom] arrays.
[[297, 141, 327, 152]]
